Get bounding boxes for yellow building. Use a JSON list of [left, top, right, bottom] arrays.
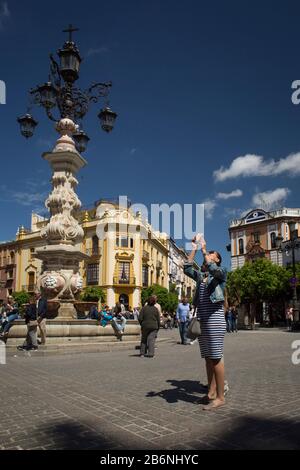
[[11, 199, 181, 309]]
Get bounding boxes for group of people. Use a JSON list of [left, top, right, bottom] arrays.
[[225, 306, 238, 333], [0, 296, 19, 342], [89, 302, 129, 340], [0, 293, 47, 350]]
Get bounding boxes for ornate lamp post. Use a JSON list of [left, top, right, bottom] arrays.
[[276, 221, 300, 324], [18, 24, 117, 151], [17, 25, 118, 319]]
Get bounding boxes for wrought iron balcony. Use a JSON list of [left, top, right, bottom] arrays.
[[113, 277, 136, 285], [5, 263, 16, 271], [22, 284, 37, 292]]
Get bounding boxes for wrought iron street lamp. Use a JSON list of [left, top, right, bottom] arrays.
[[17, 114, 38, 138], [17, 24, 117, 152], [16, 26, 119, 321], [73, 129, 90, 153], [276, 221, 300, 323]]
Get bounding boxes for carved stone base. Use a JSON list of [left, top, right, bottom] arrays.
[[35, 245, 89, 312], [58, 301, 77, 320]]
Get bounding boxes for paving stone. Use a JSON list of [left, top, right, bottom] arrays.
[[0, 329, 300, 449]]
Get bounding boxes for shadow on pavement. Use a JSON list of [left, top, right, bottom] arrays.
[[35, 421, 116, 450], [215, 415, 300, 450], [28, 407, 300, 450], [146, 379, 208, 404]]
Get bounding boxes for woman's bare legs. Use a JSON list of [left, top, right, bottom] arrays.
[[203, 358, 225, 410], [205, 358, 216, 399]]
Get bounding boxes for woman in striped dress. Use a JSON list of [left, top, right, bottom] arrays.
[[184, 235, 227, 410]]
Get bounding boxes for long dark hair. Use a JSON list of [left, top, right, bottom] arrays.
[[209, 250, 222, 266]]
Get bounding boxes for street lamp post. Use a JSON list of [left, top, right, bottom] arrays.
[[276, 221, 300, 325], [17, 24, 117, 152], [17, 26, 118, 319]]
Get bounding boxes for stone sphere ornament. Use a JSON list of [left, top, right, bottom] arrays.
[[40, 273, 65, 299], [70, 273, 84, 295]]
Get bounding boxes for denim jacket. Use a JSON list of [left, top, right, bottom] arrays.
[[184, 262, 227, 304]]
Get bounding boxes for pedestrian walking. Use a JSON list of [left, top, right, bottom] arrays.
[[231, 306, 238, 332], [138, 296, 160, 358], [225, 307, 233, 333], [17, 296, 38, 351], [36, 293, 48, 345], [184, 234, 227, 411], [286, 306, 294, 331], [176, 298, 191, 345]]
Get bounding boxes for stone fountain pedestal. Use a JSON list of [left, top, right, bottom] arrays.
[[35, 244, 88, 319], [21, 117, 141, 344], [33, 118, 88, 321]]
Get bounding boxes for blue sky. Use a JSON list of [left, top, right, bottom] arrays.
[[1, 0, 300, 268]]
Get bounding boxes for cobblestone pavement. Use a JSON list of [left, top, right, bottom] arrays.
[[0, 328, 300, 450]]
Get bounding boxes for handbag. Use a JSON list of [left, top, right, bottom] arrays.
[[187, 316, 201, 340]]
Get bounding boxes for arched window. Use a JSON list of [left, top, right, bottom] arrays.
[[270, 232, 276, 249], [238, 238, 244, 255], [92, 235, 99, 255]]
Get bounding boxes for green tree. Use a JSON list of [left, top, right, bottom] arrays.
[[166, 292, 179, 313], [80, 286, 106, 302], [227, 258, 290, 328], [227, 258, 290, 306], [12, 291, 31, 306], [285, 262, 300, 296], [141, 284, 178, 312], [11, 291, 31, 314]]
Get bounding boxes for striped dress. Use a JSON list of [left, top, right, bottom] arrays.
[[197, 282, 226, 359]]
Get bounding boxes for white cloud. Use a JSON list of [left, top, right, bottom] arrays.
[[222, 207, 244, 219], [213, 152, 300, 182], [202, 199, 217, 219], [0, 2, 10, 30], [8, 190, 47, 206], [0, 179, 48, 213], [216, 189, 243, 200], [252, 187, 290, 209], [87, 46, 109, 57]]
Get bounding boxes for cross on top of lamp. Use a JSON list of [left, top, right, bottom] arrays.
[[17, 24, 117, 153]]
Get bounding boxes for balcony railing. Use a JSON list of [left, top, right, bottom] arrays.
[[86, 247, 101, 257], [156, 261, 163, 269], [22, 284, 37, 292], [113, 277, 136, 285], [5, 263, 16, 271], [142, 250, 150, 261]]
